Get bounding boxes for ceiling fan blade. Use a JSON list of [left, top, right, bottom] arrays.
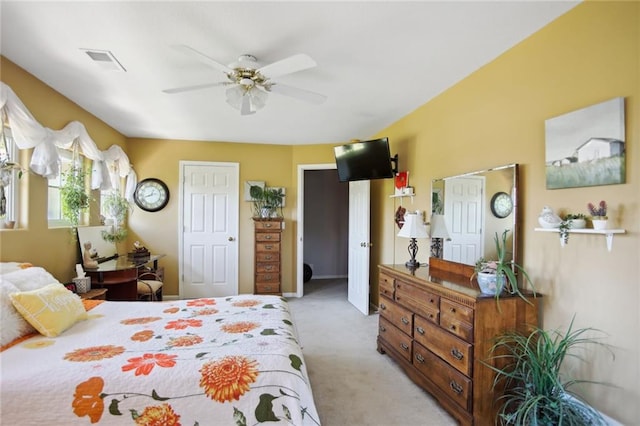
[[240, 95, 254, 116], [257, 54, 317, 79], [269, 83, 327, 105], [162, 81, 230, 94], [172, 45, 234, 75]]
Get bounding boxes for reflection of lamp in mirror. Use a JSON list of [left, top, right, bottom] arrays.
[[397, 213, 429, 269], [429, 214, 450, 258]]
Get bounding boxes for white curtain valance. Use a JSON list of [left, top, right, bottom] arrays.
[[1, 81, 133, 189]]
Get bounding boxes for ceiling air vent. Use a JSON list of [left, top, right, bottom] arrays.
[[80, 49, 126, 72]]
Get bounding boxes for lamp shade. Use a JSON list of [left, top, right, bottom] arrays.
[[429, 214, 450, 239], [398, 213, 428, 239]]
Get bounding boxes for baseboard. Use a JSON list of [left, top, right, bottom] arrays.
[[283, 292, 297, 298], [311, 274, 347, 279]]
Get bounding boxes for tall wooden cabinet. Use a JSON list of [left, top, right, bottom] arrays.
[[253, 218, 283, 295], [377, 262, 539, 425]]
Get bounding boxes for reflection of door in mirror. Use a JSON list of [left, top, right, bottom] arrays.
[[443, 176, 485, 265], [431, 164, 518, 269], [77, 226, 118, 262]]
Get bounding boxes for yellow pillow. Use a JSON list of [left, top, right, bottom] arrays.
[[10, 283, 88, 337]]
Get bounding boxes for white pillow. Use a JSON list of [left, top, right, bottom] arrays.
[[1, 267, 60, 291], [0, 278, 36, 347]]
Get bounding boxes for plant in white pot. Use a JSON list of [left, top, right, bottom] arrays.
[[249, 185, 284, 218], [484, 316, 613, 425], [587, 200, 608, 230], [101, 191, 132, 243], [471, 229, 536, 304]]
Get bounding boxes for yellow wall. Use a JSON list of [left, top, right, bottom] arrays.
[[1, 1, 638, 421], [373, 2, 639, 422], [0, 58, 127, 281]]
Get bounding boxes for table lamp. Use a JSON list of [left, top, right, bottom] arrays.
[[397, 212, 429, 268], [429, 214, 450, 258]]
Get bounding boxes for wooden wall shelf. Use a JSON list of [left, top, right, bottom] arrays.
[[534, 227, 626, 251]]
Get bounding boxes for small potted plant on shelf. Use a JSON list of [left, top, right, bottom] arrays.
[[471, 229, 535, 304], [558, 213, 588, 246], [484, 316, 613, 425], [587, 200, 608, 230]]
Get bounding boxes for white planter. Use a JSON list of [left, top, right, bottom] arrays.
[[568, 219, 586, 229], [592, 219, 608, 230], [476, 272, 506, 295]]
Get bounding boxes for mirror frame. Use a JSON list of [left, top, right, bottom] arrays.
[[429, 163, 520, 277]]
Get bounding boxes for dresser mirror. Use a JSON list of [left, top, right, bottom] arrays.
[[430, 163, 519, 269]]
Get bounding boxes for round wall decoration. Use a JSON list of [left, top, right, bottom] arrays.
[[490, 191, 513, 218], [134, 178, 170, 212]]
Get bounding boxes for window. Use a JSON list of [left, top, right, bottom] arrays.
[[1, 127, 19, 223], [48, 149, 89, 228]]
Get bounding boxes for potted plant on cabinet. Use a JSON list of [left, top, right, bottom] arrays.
[[249, 185, 284, 218], [471, 229, 536, 303], [484, 317, 613, 425]]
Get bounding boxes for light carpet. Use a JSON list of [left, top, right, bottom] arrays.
[[287, 278, 457, 426]]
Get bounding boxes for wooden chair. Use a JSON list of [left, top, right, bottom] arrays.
[[137, 271, 163, 301]]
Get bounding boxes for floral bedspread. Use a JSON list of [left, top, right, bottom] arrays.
[[0, 295, 320, 425]]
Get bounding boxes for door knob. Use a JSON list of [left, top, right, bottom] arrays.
[[228, 237, 235, 241]]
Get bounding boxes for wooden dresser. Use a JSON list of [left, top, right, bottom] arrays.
[[377, 261, 539, 425], [253, 218, 283, 295]]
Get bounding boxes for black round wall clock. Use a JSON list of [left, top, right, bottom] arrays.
[[490, 191, 513, 218], [134, 178, 170, 212]]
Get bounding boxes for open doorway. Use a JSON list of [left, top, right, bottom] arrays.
[[296, 164, 348, 297]]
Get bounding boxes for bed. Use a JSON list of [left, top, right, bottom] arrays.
[[0, 263, 320, 425]]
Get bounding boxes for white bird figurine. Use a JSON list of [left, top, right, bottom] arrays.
[[538, 206, 562, 228]]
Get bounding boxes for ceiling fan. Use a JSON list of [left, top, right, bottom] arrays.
[[163, 45, 327, 115]]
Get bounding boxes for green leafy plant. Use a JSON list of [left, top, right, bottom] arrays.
[[60, 165, 91, 229], [101, 191, 132, 243], [471, 229, 536, 304], [484, 317, 613, 425], [565, 213, 587, 220], [249, 185, 284, 218], [559, 220, 572, 245]]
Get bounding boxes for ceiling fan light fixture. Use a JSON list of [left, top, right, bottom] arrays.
[[225, 85, 268, 114]]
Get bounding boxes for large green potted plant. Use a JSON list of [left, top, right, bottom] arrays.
[[101, 191, 132, 243], [60, 165, 91, 233], [484, 317, 613, 425], [249, 185, 284, 218], [471, 229, 535, 303]]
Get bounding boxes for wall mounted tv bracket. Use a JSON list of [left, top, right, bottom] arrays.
[[390, 154, 399, 175]]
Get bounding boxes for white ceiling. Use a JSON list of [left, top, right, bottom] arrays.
[[1, 1, 579, 145]]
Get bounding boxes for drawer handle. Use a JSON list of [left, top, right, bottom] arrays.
[[380, 303, 386, 310], [430, 299, 435, 304], [400, 343, 409, 351], [264, 223, 272, 228], [428, 313, 434, 319], [380, 325, 386, 332], [265, 245, 273, 249], [450, 307, 456, 313], [265, 275, 272, 280], [415, 354, 425, 364], [451, 348, 464, 360], [265, 255, 273, 260], [450, 381, 463, 395], [401, 317, 409, 325], [397, 284, 402, 289], [416, 326, 425, 335], [265, 266, 273, 271], [265, 235, 272, 240], [264, 286, 272, 291], [450, 325, 457, 331]]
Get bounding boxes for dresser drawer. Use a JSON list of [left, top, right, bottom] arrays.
[[256, 232, 281, 242], [256, 263, 280, 273], [413, 342, 472, 412], [395, 280, 440, 320], [414, 317, 473, 377], [440, 315, 474, 342], [256, 242, 281, 253], [256, 272, 279, 283], [379, 272, 395, 299], [256, 283, 280, 294], [254, 220, 282, 230], [441, 299, 474, 324], [256, 252, 278, 262], [379, 295, 413, 336], [379, 317, 412, 363]]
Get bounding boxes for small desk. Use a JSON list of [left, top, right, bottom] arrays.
[[84, 254, 164, 301]]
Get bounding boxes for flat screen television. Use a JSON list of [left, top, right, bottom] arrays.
[[334, 137, 396, 182]]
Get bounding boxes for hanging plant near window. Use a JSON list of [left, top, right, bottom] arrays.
[[60, 165, 91, 230], [101, 191, 132, 243]]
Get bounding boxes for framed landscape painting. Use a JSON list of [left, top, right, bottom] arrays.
[[544, 97, 625, 189]]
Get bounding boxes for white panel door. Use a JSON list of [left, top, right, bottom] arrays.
[[347, 180, 370, 315], [180, 162, 239, 298], [443, 176, 484, 265]]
